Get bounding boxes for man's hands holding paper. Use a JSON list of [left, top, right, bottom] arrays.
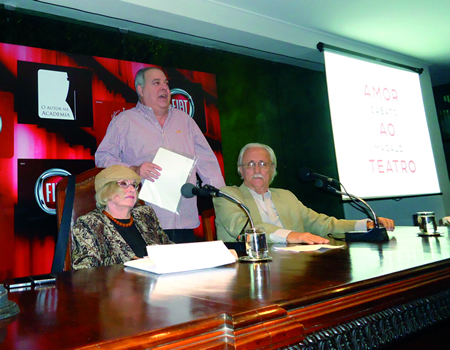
[[286, 232, 330, 245], [131, 162, 162, 182]]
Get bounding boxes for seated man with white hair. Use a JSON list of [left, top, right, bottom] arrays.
[[213, 143, 395, 244]]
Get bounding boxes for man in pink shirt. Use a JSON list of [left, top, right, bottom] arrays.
[[95, 67, 225, 243]]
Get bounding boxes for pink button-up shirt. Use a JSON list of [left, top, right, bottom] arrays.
[[95, 102, 225, 229]]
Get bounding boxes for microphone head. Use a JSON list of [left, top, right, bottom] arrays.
[[181, 183, 196, 198], [299, 167, 314, 181]]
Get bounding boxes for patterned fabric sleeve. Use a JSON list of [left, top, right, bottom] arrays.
[[70, 213, 107, 270], [132, 205, 173, 245]]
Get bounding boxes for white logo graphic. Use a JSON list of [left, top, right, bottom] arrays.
[[38, 69, 75, 120], [170, 88, 195, 117], [35, 168, 71, 215]]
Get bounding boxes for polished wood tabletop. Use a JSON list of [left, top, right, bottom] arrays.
[[1, 227, 450, 349]]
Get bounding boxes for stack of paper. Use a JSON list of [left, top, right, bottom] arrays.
[[124, 241, 236, 274], [138, 147, 196, 212]]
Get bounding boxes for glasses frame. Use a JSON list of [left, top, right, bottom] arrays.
[[116, 180, 141, 190], [239, 161, 273, 170]]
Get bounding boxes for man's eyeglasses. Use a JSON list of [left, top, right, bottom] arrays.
[[116, 180, 141, 190], [239, 161, 273, 169]]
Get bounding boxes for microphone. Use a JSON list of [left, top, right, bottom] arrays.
[[299, 167, 340, 187], [181, 183, 255, 229], [303, 170, 389, 242], [180, 183, 221, 198], [203, 184, 222, 197]]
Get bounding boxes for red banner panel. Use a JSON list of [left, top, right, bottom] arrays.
[[0, 43, 222, 279]]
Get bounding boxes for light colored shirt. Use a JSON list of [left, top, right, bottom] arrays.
[[247, 187, 368, 243], [95, 102, 225, 229]]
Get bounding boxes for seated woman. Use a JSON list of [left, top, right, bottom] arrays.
[[71, 165, 172, 270]]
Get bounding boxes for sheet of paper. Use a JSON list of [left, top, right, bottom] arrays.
[[124, 241, 236, 274], [138, 148, 195, 212], [273, 244, 345, 252]]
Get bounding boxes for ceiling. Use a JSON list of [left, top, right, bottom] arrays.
[[3, 0, 450, 86]]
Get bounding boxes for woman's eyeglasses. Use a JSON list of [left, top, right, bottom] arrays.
[[116, 180, 141, 190], [239, 161, 273, 169]]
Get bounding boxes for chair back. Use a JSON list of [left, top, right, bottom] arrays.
[[55, 167, 104, 270], [201, 208, 216, 241]]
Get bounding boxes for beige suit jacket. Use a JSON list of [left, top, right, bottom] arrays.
[[213, 183, 357, 242]]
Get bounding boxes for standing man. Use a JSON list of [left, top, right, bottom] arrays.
[[95, 67, 225, 243], [213, 143, 395, 243]]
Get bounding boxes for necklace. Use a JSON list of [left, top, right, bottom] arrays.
[[102, 210, 134, 227]]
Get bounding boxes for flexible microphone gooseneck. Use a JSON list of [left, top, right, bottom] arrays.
[[320, 184, 388, 241], [217, 190, 255, 230], [301, 169, 389, 242], [180, 183, 255, 228], [318, 182, 380, 228]]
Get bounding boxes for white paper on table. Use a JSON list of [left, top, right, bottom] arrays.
[[138, 148, 196, 212], [123, 241, 236, 274], [273, 244, 345, 252]]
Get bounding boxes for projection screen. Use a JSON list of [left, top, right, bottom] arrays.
[[323, 49, 440, 199]]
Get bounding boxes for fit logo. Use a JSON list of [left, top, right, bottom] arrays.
[[170, 88, 195, 117], [35, 168, 71, 215]]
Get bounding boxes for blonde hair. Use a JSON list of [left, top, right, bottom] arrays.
[[95, 182, 121, 209]]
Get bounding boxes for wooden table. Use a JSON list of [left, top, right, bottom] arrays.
[[1, 227, 450, 349]]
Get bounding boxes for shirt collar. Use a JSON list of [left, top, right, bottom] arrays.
[[137, 101, 172, 113], [136, 101, 172, 121], [246, 185, 271, 201]]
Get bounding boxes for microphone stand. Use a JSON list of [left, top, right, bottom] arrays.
[[187, 184, 255, 229], [319, 182, 389, 242], [216, 190, 255, 229], [216, 189, 273, 261], [207, 188, 257, 252]]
